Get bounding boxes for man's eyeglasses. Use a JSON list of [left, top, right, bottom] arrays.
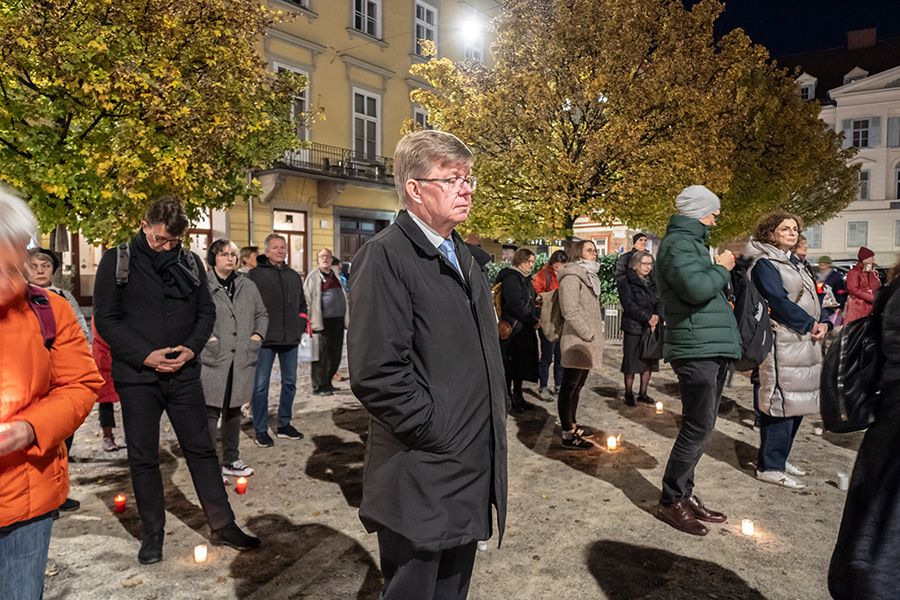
[[146, 229, 182, 247], [414, 176, 477, 191]]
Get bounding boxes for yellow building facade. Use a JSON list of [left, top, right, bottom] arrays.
[[227, 0, 501, 278]]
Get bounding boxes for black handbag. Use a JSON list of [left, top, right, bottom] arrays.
[[639, 323, 664, 361]]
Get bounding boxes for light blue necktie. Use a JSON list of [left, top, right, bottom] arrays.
[[438, 239, 460, 272]]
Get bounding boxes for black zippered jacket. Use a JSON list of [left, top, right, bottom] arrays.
[[246, 256, 308, 347]]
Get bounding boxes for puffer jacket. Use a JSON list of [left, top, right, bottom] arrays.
[[557, 263, 604, 369], [656, 215, 741, 362], [747, 241, 821, 418], [619, 268, 661, 335], [1, 289, 103, 528]]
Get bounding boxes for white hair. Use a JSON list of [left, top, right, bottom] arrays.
[[0, 186, 37, 248]]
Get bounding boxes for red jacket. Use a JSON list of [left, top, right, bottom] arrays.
[[845, 262, 882, 324], [0, 291, 103, 528], [532, 265, 559, 295], [90, 317, 120, 404]]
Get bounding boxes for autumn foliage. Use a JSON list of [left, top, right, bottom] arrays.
[[0, 0, 309, 243], [410, 0, 857, 242]]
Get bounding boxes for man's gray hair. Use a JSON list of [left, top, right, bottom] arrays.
[[394, 130, 474, 209], [0, 186, 37, 248], [264, 233, 286, 250]]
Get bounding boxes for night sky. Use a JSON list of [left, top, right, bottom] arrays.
[[695, 0, 900, 57]]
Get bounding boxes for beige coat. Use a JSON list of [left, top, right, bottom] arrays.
[[557, 263, 604, 369], [748, 241, 821, 418], [302, 266, 350, 331]]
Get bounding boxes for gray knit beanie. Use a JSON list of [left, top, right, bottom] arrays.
[[675, 185, 720, 220]]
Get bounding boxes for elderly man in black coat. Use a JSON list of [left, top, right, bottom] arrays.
[[94, 196, 259, 565], [348, 130, 508, 600]]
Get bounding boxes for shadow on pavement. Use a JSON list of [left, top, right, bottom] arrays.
[[510, 406, 660, 514], [231, 515, 381, 599], [587, 540, 766, 599], [305, 408, 368, 508], [601, 394, 759, 476]]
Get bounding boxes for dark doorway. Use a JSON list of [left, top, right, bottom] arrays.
[[339, 217, 389, 265]]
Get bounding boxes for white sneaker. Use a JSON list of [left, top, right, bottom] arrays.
[[756, 470, 805, 489], [785, 462, 807, 476], [223, 460, 255, 477]]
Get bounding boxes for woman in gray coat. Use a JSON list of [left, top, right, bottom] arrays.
[[556, 239, 605, 450], [201, 239, 268, 480]]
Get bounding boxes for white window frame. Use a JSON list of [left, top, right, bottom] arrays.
[[462, 7, 484, 63], [895, 166, 900, 199], [800, 84, 815, 100], [848, 221, 868, 248], [352, 87, 381, 158], [414, 1, 438, 57], [353, 0, 382, 39], [857, 169, 870, 201], [274, 63, 309, 143], [895, 220, 900, 247], [414, 107, 432, 130], [806, 224, 822, 249]]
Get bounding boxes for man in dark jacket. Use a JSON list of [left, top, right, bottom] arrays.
[[348, 130, 507, 600], [247, 234, 308, 447], [93, 196, 259, 565], [615, 232, 648, 293], [654, 185, 741, 537]]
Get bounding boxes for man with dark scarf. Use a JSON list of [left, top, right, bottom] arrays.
[[94, 196, 260, 565]]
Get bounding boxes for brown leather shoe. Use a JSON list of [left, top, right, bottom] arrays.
[[684, 496, 727, 523], [656, 502, 709, 536]]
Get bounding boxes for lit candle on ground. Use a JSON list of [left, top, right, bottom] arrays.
[[114, 494, 126, 513], [606, 435, 619, 451], [194, 545, 208, 563], [655, 402, 664, 414], [837, 472, 849, 491], [742, 519, 754, 536], [236, 477, 247, 494], [813, 427, 823, 436]]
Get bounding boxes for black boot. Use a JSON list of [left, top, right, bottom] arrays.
[[138, 531, 164, 565], [210, 522, 261, 551], [624, 391, 636, 407], [637, 392, 654, 405]]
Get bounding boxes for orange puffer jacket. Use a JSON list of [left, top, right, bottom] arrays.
[[0, 290, 103, 528]]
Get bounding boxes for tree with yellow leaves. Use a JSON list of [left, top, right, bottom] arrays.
[[0, 0, 310, 243], [410, 0, 856, 242]]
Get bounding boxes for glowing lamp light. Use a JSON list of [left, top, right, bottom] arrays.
[[606, 435, 620, 451], [742, 519, 754, 536], [194, 545, 208, 563], [655, 401, 664, 414], [114, 494, 126, 513], [236, 477, 247, 494]]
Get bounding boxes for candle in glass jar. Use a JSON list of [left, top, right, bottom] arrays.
[[114, 494, 126, 513], [741, 519, 754, 535], [606, 436, 618, 451], [236, 477, 247, 494], [655, 401, 664, 414], [194, 545, 208, 563]]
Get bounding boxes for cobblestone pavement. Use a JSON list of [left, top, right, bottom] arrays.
[[48, 342, 861, 599]]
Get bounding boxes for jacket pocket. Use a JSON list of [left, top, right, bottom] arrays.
[[247, 338, 263, 365], [417, 387, 451, 453], [202, 339, 220, 365]]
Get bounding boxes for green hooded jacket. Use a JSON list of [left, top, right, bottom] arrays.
[[656, 215, 741, 362]]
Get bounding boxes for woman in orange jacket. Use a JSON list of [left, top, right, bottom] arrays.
[[0, 189, 103, 600]]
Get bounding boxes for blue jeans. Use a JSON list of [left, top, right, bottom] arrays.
[[251, 345, 298, 433], [0, 513, 53, 600], [758, 413, 803, 472], [538, 329, 563, 389]]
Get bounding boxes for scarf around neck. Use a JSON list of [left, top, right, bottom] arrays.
[[575, 259, 602, 296], [133, 231, 200, 298]]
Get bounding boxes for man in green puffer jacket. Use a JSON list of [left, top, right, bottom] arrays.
[[654, 185, 741, 538]]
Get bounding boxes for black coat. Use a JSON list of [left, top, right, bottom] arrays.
[[348, 210, 508, 552], [247, 255, 308, 347], [496, 267, 539, 382], [619, 268, 661, 335], [93, 234, 215, 384]]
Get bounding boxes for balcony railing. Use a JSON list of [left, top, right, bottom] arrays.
[[277, 142, 394, 187]]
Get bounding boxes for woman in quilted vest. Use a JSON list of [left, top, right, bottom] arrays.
[[0, 188, 103, 599], [747, 211, 830, 490]]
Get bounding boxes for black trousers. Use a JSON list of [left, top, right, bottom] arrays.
[[377, 528, 477, 600], [310, 317, 345, 392], [116, 376, 235, 535], [557, 367, 590, 431], [660, 357, 730, 506], [98, 402, 116, 428]]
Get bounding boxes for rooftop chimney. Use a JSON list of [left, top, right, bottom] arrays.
[[847, 28, 877, 51]]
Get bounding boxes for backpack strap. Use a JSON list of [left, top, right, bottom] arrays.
[[25, 284, 57, 350], [183, 249, 200, 279], [115, 243, 131, 286]]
